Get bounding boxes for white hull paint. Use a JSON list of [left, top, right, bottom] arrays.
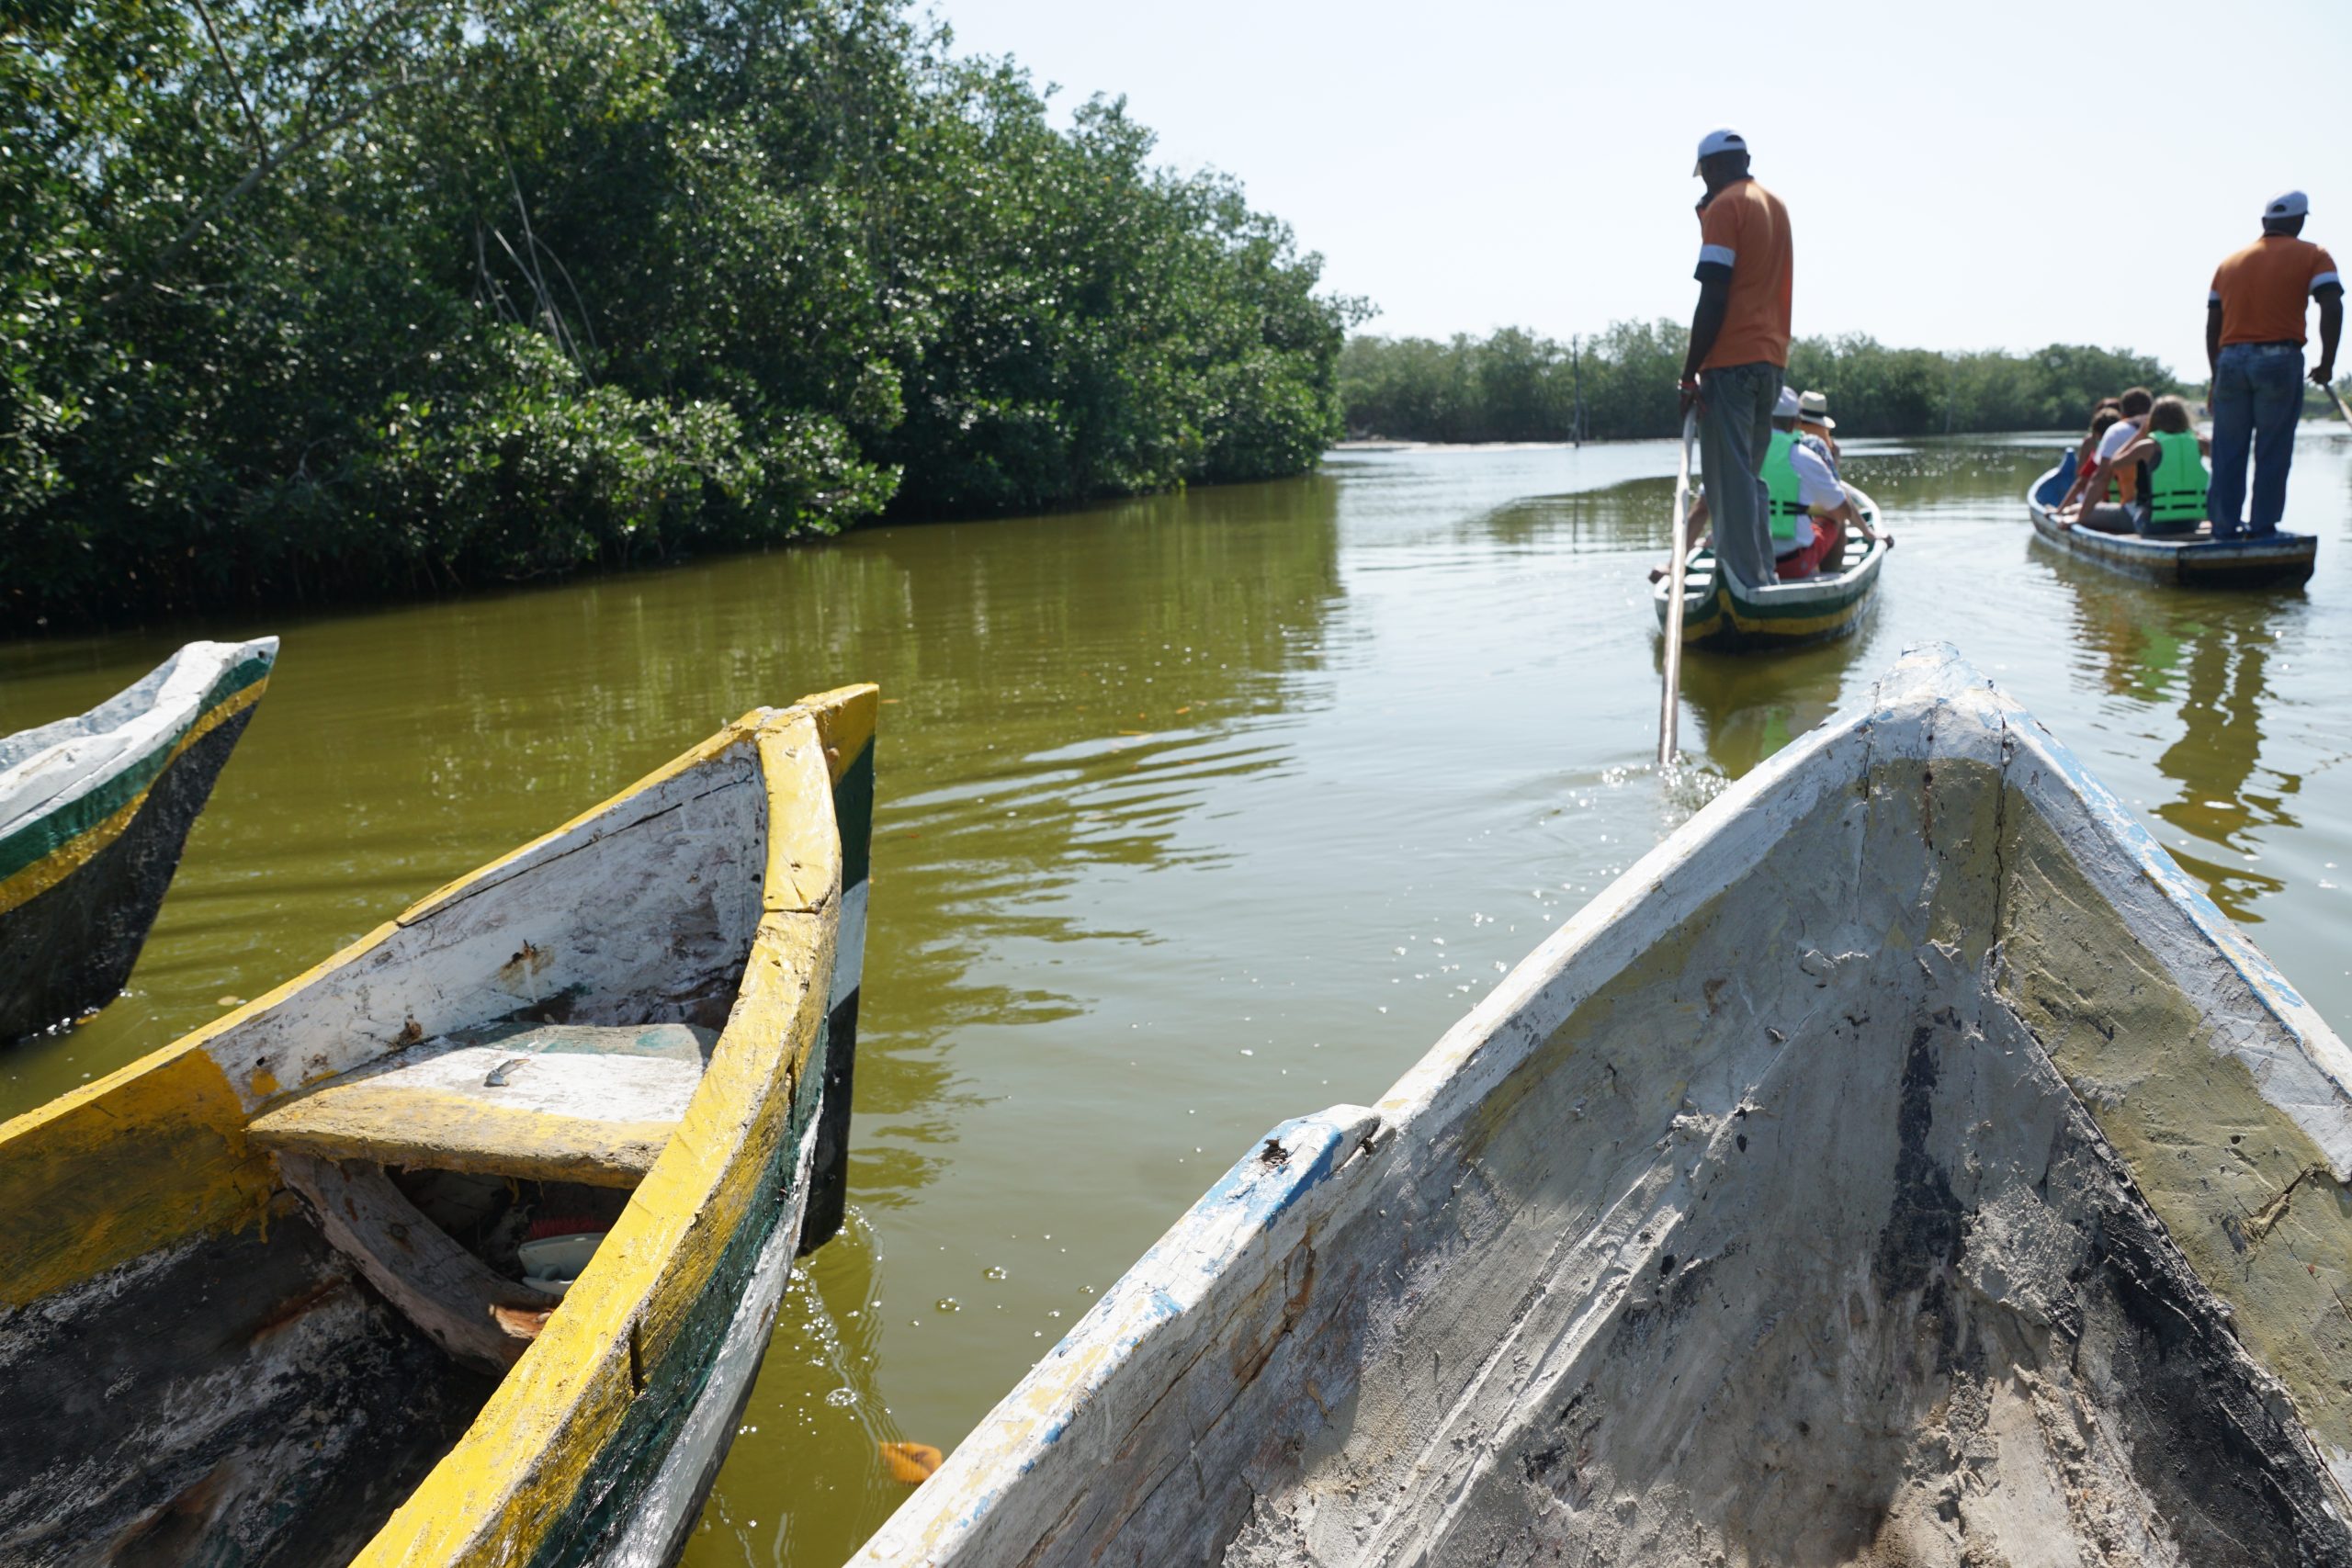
[[860, 647, 2352, 1568]]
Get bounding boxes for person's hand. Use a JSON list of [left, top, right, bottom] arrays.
[[2312, 363, 2336, 388], [1678, 378, 1702, 418]]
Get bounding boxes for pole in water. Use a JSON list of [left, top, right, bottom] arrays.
[[1657, 409, 1697, 766]]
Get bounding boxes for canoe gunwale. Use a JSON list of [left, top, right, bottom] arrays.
[[0, 684, 880, 1568], [0, 637, 278, 1042], [858, 644, 2352, 1564]]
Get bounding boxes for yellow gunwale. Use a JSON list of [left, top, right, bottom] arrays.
[[0, 687, 876, 1565], [0, 678, 269, 919]]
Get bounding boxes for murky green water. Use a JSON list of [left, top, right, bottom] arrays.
[[6, 434, 2351, 1562]]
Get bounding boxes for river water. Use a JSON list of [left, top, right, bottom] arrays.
[[5, 434, 2350, 1562]]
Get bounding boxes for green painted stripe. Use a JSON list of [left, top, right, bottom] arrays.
[[521, 1015, 834, 1566], [832, 739, 875, 894], [0, 655, 271, 886]]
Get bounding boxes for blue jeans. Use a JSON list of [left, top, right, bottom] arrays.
[[2207, 343, 2303, 536], [1696, 361, 1782, 590]]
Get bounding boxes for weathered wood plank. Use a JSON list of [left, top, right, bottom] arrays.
[[278, 1153, 552, 1375], [248, 1032, 706, 1187]]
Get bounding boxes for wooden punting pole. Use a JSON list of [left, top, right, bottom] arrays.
[[1657, 410, 1697, 766]]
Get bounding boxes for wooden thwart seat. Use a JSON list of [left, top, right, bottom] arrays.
[[248, 1022, 716, 1188]]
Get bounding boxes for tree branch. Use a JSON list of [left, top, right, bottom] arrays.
[[102, 83, 409, 307], [189, 0, 268, 164]]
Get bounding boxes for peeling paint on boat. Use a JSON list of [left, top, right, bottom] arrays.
[[857, 646, 2352, 1568], [0, 684, 878, 1566]]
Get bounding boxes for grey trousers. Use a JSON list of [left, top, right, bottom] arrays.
[[1697, 361, 1783, 591]]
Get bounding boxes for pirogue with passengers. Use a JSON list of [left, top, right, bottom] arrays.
[[858, 648, 2352, 1568], [1652, 485, 1889, 650], [0, 685, 875, 1567], [2026, 451, 2317, 587]]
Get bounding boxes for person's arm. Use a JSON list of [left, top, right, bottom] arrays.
[[2056, 468, 2090, 512], [1681, 205, 1738, 413], [2313, 286, 2342, 387], [1680, 276, 1729, 414], [2206, 299, 2223, 382]]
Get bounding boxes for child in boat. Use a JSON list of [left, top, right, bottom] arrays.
[[2098, 395, 2211, 537]]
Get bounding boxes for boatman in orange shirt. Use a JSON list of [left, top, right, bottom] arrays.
[[2206, 190, 2342, 536], [1678, 128, 1793, 591]]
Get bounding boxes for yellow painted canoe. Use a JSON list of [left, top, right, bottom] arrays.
[[0, 685, 876, 1566]]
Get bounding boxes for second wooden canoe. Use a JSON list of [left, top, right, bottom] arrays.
[[0, 684, 876, 1566], [2027, 452, 2318, 587], [858, 648, 2352, 1568], [0, 637, 278, 1043], [1651, 486, 1889, 650]]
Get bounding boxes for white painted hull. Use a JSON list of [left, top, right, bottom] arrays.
[[860, 648, 2352, 1568]]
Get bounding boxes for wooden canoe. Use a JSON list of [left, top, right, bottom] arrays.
[[1652, 486, 1888, 650], [0, 685, 876, 1567], [858, 647, 2352, 1568], [0, 637, 278, 1043], [2027, 452, 2318, 587]]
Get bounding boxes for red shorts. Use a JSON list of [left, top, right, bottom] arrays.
[[1775, 524, 1841, 580]]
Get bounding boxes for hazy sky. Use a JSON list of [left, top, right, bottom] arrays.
[[929, 0, 2351, 375]]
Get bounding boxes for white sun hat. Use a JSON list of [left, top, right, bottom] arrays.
[[1774, 386, 1802, 420]]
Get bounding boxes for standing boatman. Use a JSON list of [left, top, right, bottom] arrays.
[[2206, 190, 2341, 536], [1678, 129, 1793, 591]]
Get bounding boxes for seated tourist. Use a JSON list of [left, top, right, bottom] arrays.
[[1797, 389, 1841, 465], [2057, 388, 2154, 517], [2099, 395, 2211, 536], [1763, 388, 1888, 577]]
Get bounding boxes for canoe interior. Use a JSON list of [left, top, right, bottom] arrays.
[[0, 638, 277, 1042], [1651, 488, 1887, 651], [2025, 453, 2319, 588], [0, 692, 875, 1566], [865, 649, 2352, 1568]]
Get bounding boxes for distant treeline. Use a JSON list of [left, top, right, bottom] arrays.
[[1340, 324, 2186, 444], [3, 0, 1361, 627]]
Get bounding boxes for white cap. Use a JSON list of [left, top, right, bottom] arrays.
[[2267, 189, 2310, 220], [1693, 129, 1748, 175], [1774, 387, 1802, 419]]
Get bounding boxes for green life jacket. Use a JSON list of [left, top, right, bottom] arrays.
[[1761, 429, 1804, 543], [2147, 430, 2208, 524]]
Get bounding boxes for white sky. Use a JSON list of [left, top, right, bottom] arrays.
[[927, 0, 2351, 376]]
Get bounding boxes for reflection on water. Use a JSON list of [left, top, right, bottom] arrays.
[[3, 433, 2350, 1564], [2038, 559, 2302, 922]]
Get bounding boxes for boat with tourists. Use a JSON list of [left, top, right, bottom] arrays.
[[857, 646, 2352, 1568], [2027, 452, 2318, 587], [0, 637, 278, 1043], [0, 684, 876, 1567], [1652, 484, 1889, 650]]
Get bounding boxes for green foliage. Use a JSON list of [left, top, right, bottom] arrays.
[[1, 0, 1356, 626], [1342, 326, 2182, 444]]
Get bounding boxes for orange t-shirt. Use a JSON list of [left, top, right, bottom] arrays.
[[2210, 234, 2342, 346], [1694, 179, 1792, 371]]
